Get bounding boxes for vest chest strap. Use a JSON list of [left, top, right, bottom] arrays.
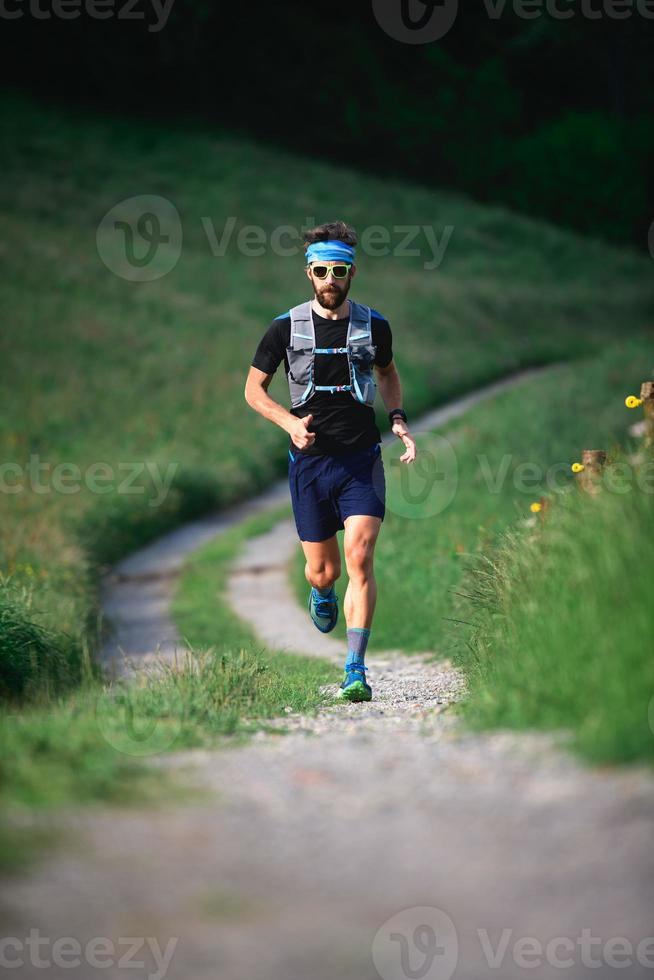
[[286, 299, 376, 408]]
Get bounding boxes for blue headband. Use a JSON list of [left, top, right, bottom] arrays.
[[306, 240, 356, 265]]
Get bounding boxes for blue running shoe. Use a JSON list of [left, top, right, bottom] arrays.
[[308, 586, 339, 633], [336, 663, 372, 703]]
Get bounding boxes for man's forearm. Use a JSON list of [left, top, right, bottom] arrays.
[[245, 386, 296, 433], [377, 368, 403, 413]]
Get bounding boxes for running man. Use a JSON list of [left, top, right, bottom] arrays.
[[244, 221, 416, 702]]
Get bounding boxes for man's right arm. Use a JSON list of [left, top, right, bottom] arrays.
[[245, 318, 317, 450], [244, 366, 317, 450], [244, 366, 296, 433]]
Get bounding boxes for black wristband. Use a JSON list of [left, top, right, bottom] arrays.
[[388, 408, 407, 424]]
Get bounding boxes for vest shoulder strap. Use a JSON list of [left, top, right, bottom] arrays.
[[289, 301, 314, 349], [347, 300, 372, 344]]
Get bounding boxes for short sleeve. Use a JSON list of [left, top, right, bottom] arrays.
[[251, 316, 290, 375], [372, 315, 393, 369]]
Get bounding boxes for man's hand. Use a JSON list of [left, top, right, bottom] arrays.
[[289, 414, 317, 450], [391, 418, 417, 463]]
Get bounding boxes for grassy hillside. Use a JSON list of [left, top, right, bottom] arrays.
[[1, 88, 652, 691]]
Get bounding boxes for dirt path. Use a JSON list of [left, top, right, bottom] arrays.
[[5, 366, 654, 980]]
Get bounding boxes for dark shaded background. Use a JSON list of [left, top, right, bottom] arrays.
[[1, 0, 653, 245]]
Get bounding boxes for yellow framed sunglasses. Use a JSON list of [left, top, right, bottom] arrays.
[[309, 261, 352, 280]]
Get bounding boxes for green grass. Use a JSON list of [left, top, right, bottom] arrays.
[[172, 502, 338, 718], [455, 450, 654, 766], [1, 88, 653, 685], [0, 574, 99, 701], [0, 501, 336, 870]]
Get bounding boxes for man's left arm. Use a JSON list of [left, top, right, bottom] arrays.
[[375, 359, 417, 464]]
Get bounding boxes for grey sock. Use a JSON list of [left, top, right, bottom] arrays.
[[346, 627, 370, 668]]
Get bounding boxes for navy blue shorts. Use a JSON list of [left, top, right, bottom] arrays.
[[288, 443, 386, 542]]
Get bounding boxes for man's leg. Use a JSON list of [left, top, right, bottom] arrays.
[[302, 534, 342, 633], [335, 515, 381, 701], [342, 514, 381, 629]]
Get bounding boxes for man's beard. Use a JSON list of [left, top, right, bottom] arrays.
[[314, 277, 351, 310]]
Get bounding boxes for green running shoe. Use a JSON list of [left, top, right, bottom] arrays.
[[336, 663, 372, 702], [308, 586, 339, 633]]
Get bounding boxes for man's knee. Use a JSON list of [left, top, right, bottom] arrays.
[[306, 557, 341, 588], [344, 540, 375, 579]]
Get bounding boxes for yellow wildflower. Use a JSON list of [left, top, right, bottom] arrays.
[[571, 462, 584, 473], [625, 395, 643, 409], [530, 501, 542, 513]]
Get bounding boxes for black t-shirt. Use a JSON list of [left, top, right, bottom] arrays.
[[251, 302, 393, 456]]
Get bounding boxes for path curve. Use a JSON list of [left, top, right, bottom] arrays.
[[99, 364, 557, 678]]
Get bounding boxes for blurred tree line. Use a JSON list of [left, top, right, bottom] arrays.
[[1, 0, 652, 246]]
